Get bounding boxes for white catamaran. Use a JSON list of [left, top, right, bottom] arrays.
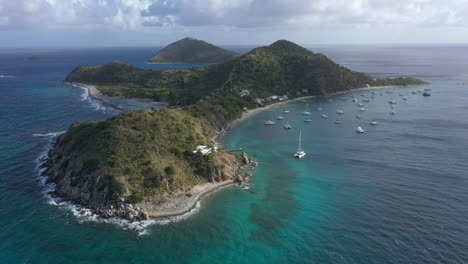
[[302, 104, 311, 115], [294, 130, 306, 159]]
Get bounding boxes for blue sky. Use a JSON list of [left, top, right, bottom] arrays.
[[1, 0, 468, 47]]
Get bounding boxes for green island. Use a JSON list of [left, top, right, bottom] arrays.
[[147, 37, 239, 64], [44, 40, 426, 221]]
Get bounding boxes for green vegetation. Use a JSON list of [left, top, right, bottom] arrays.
[[49, 108, 233, 205], [148, 37, 239, 63], [55, 39, 427, 206], [164, 165, 176, 176], [127, 194, 143, 204], [66, 40, 426, 127]]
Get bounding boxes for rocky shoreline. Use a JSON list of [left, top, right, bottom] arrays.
[[45, 83, 424, 224], [42, 131, 258, 222], [84, 153, 257, 222]]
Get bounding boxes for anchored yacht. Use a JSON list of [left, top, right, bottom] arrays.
[[293, 130, 306, 159]]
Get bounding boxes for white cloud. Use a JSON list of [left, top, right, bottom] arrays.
[[1, 0, 468, 46], [142, 0, 468, 28], [0, 0, 154, 30]]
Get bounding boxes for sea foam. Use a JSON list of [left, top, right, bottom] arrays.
[[33, 131, 66, 137], [70, 83, 108, 112], [34, 131, 200, 236]]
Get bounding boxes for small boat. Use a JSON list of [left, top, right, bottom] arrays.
[[304, 118, 313, 122], [361, 94, 366, 97], [369, 121, 379, 125], [264, 121, 276, 126], [321, 114, 328, 119], [302, 103, 311, 115], [276, 116, 284, 120], [336, 110, 344, 115], [316, 107, 323, 111], [362, 98, 370, 102], [424, 88, 432, 91], [356, 126, 365, 133], [352, 98, 358, 102], [341, 97, 349, 101], [398, 93, 404, 96], [334, 120, 343, 124], [372, 91, 378, 94], [283, 122, 292, 129], [412, 91, 418, 94], [358, 108, 366, 111], [357, 103, 364, 107], [388, 100, 397, 105], [390, 111, 396, 115], [293, 130, 306, 159], [386, 90, 393, 94], [402, 97, 408, 100], [422, 91, 431, 96], [282, 110, 290, 114], [355, 115, 362, 119], [327, 99, 333, 102]]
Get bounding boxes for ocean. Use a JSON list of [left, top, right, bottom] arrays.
[[1, 45, 468, 263]]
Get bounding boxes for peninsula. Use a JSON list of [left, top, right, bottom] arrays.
[[46, 40, 426, 221], [148, 37, 239, 64]]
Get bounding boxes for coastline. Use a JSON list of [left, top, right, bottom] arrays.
[[219, 84, 427, 138], [69, 82, 168, 111], [142, 180, 234, 220], [56, 82, 424, 225]]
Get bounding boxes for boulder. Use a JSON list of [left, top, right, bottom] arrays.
[[241, 153, 249, 164]]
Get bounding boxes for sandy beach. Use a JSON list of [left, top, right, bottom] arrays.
[[220, 84, 411, 137], [69, 82, 168, 110], [144, 84, 423, 220], [141, 180, 234, 220], [69, 82, 424, 221]]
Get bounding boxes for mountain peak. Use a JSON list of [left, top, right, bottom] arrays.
[[268, 40, 310, 53], [148, 38, 239, 63], [179, 37, 201, 42]]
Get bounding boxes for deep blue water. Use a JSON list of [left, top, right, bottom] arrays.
[[1, 45, 468, 263]]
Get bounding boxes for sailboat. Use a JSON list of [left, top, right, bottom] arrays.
[[302, 104, 311, 115], [294, 130, 306, 159], [283, 121, 292, 130]]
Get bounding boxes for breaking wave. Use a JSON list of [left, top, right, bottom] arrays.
[[34, 131, 200, 236]]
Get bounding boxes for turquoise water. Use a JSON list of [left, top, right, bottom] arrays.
[[1, 46, 468, 263]]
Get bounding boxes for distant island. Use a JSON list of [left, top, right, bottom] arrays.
[[44, 40, 427, 222], [147, 37, 239, 64]]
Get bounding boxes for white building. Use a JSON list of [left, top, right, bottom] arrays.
[[193, 145, 212, 155], [239, 90, 250, 97], [255, 98, 265, 105], [265, 95, 278, 101]]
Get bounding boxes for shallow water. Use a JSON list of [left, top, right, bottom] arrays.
[[1, 46, 468, 263]]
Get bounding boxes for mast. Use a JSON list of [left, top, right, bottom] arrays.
[[298, 130, 302, 151]]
